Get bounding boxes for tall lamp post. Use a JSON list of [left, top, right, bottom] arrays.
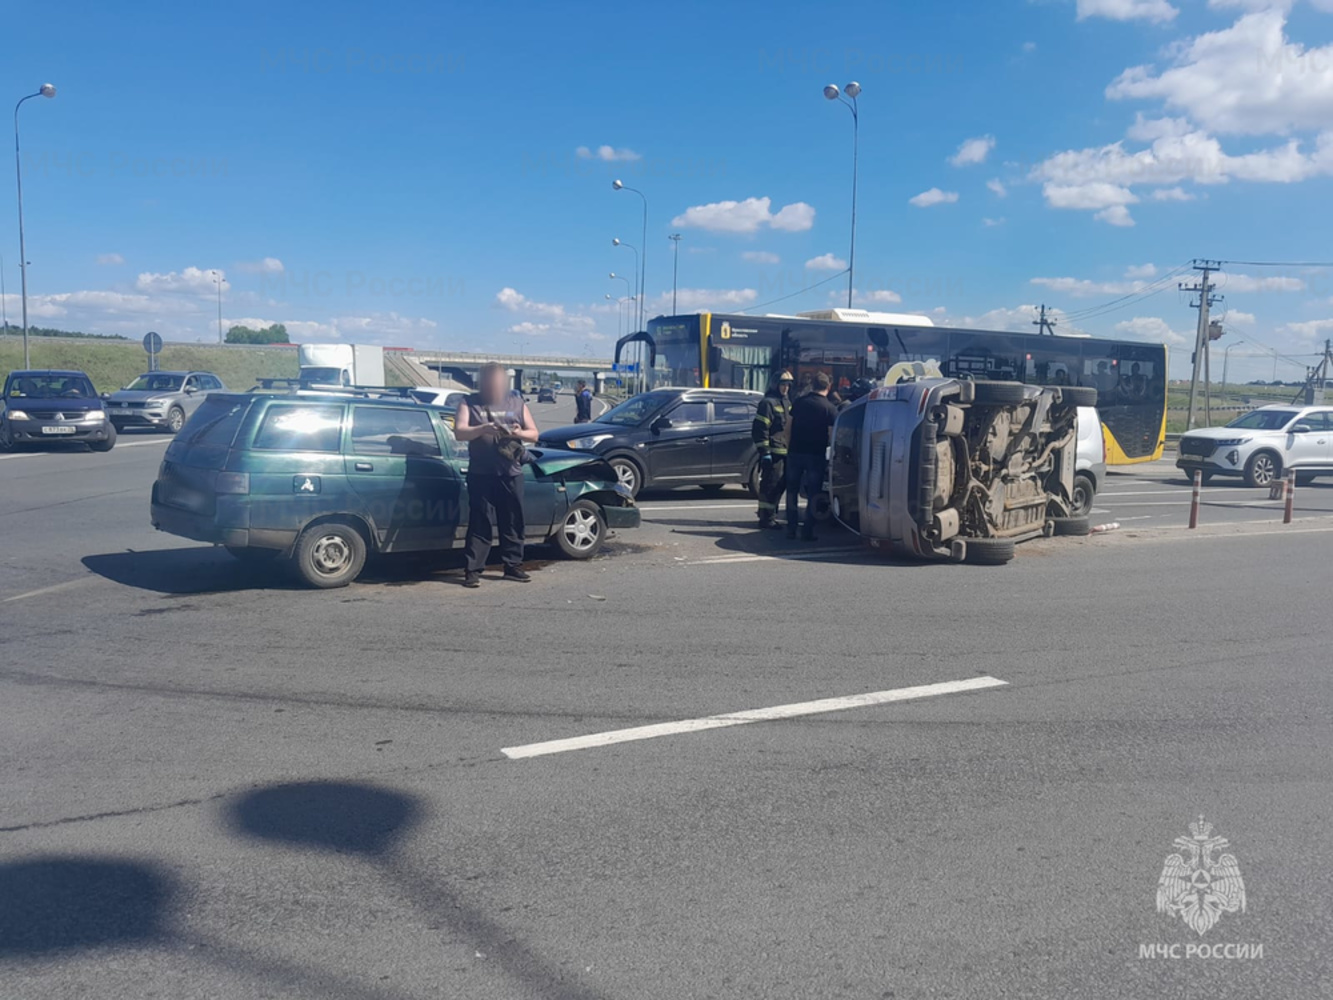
[[822, 81, 861, 309], [210, 270, 227, 344], [1222, 340, 1241, 393], [612, 180, 647, 332], [15, 83, 57, 370], [668, 233, 682, 315]]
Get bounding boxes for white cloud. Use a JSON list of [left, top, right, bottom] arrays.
[[1022, 41, 1038, 54], [96, 253, 124, 266], [1217, 273, 1305, 292], [949, 135, 996, 167], [1149, 186, 1196, 200], [494, 287, 569, 319], [1032, 275, 1149, 297], [805, 253, 848, 271], [1221, 309, 1256, 326], [1281, 316, 1333, 341], [1125, 263, 1158, 279], [860, 289, 904, 304], [1076, 0, 1179, 24], [575, 145, 642, 162], [986, 178, 1008, 197], [508, 321, 550, 335], [648, 287, 759, 313], [741, 250, 780, 264], [1115, 315, 1191, 346], [1107, 11, 1333, 136], [236, 257, 285, 274], [670, 196, 815, 234], [135, 266, 223, 295], [982, 217, 1006, 227], [1095, 205, 1137, 226], [909, 187, 960, 208]]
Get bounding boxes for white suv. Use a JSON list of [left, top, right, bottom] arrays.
[[1177, 405, 1333, 487]]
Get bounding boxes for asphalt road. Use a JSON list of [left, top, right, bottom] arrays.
[[2, 396, 1331, 999]]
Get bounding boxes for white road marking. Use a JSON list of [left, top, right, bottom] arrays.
[[0, 437, 170, 460], [690, 546, 863, 565], [638, 503, 753, 513], [502, 676, 1009, 759], [2, 576, 99, 603], [1098, 487, 1259, 497]]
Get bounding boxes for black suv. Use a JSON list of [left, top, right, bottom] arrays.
[[538, 388, 762, 497]]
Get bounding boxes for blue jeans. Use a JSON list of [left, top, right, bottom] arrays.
[[785, 452, 825, 536]]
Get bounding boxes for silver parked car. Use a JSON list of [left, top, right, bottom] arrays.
[[105, 371, 226, 434], [1177, 404, 1333, 487], [829, 378, 1092, 565]]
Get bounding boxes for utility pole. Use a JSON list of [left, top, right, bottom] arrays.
[[1292, 338, 1333, 405], [1033, 304, 1057, 336], [1180, 259, 1222, 432]]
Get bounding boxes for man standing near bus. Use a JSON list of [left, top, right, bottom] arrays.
[[785, 372, 838, 541], [752, 370, 794, 530], [574, 380, 594, 423]]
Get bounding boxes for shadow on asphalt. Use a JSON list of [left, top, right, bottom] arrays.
[[0, 855, 174, 956]]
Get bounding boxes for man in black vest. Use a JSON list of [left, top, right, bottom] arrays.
[[454, 363, 540, 587], [786, 371, 838, 540]]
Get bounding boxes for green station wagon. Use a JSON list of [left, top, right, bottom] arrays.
[[150, 391, 640, 587]]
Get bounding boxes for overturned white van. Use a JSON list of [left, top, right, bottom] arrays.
[[829, 378, 1095, 565]]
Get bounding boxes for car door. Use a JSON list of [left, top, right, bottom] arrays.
[[641, 399, 713, 483], [345, 405, 463, 551], [1284, 410, 1331, 469], [181, 374, 206, 417], [707, 397, 758, 483]]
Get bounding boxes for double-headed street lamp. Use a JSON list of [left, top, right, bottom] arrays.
[[15, 82, 57, 370], [611, 239, 639, 327], [612, 180, 647, 331], [823, 81, 861, 310]]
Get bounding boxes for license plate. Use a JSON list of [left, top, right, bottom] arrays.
[[41, 426, 77, 435]]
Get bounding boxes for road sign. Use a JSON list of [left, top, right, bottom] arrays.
[[612, 362, 639, 373], [143, 331, 163, 354]]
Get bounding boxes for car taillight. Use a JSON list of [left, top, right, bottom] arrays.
[[214, 471, 250, 494]]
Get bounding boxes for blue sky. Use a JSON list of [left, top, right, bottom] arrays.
[[5, 0, 1333, 381]]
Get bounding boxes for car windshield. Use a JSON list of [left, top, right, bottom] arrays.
[[596, 391, 676, 427], [126, 374, 184, 392], [5, 374, 97, 399], [1227, 409, 1299, 431]]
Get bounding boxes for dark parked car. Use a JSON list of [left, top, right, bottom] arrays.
[[0, 369, 116, 451], [150, 391, 640, 587], [105, 370, 225, 433], [537, 386, 558, 403], [537, 387, 762, 497]]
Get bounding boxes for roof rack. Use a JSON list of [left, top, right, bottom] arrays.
[[248, 379, 420, 400]]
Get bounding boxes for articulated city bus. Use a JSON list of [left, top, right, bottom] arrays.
[[616, 309, 1168, 464]]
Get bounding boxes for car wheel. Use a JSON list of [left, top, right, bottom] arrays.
[[747, 461, 761, 498], [294, 520, 366, 588], [1244, 450, 1280, 488], [166, 407, 186, 434], [1071, 473, 1096, 517], [554, 499, 605, 559], [970, 381, 1027, 406], [608, 457, 642, 498], [1056, 386, 1098, 408], [1051, 515, 1091, 537], [963, 537, 1015, 565], [810, 492, 833, 522], [89, 423, 117, 452], [0, 420, 12, 452], [225, 545, 281, 563]]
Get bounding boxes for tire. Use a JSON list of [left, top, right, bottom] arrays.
[[810, 492, 833, 522], [226, 545, 281, 563], [970, 381, 1027, 406], [747, 461, 761, 498], [293, 520, 367, 588], [963, 537, 1015, 565], [166, 406, 186, 434], [1244, 450, 1281, 488], [554, 499, 606, 559], [89, 423, 117, 452], [608, 456, 643, 498], [1056, 386, 1098, 408], [1052, 515, 1091, 537], [1071, 473, 1096, 517], [0, 420, 12, 452]]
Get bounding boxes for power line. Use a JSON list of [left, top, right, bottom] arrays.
[[736, 268, 852, 314], [1058, 262, 1194, 322], [1217, 259, 1333, 268]]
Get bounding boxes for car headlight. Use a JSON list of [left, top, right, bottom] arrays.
[[6, 409, 30, 420], [1215, 438, 1250, 447], [86, 410, 106, 421], [565, 434, 612, 450]]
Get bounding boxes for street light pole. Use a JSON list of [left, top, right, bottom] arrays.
[[613, 180, 648, 332], [15, 83, 57, 370], [823, 81, 861, 310], [211, 270, 227, 344], [668, 233, 682, 315], [1222, 341, 1240, 393]]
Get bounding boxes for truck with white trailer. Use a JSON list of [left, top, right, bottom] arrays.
[[297, 344, 385, 388]]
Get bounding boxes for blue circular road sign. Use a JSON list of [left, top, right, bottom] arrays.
[[143, 331, 163, 354]]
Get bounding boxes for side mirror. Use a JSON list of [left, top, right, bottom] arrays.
[[1291, 423, 1312, 434], [651, 416, 671, 433], [184, 386, 197, 394], [100, 391, 110, 399]]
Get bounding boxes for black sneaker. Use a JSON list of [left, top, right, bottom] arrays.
[[503, 567, 532, 582], [462, 572, 482, 588]]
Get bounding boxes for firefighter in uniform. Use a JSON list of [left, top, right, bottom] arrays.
[[752, 370, 794, 529]]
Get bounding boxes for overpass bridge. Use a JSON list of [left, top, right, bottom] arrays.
[[409, 349, 623, 389]]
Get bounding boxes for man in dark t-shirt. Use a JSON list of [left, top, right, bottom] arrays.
[[574, 381, 593, 423], [454, 363, 540, 587], [785, 372, 839, 541]]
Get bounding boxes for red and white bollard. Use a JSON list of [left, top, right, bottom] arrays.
[[1188, 469, 1202, 529], [1284, 472, 1295, 525]]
